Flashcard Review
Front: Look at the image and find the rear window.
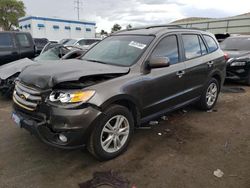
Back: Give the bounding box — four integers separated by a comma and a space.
182, 34, 202, 59
203, 35, 218, 52
0, 33, 13, 48
16, 33, 31, 47
220, 37, 250, 51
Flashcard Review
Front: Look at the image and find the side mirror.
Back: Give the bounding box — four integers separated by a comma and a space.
149, 56, 170, 69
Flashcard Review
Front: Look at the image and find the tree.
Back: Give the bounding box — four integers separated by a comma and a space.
0, 0, 25, 31
111, 24, 122, 33
100, 29, 108, 35
126, 24, 132, 29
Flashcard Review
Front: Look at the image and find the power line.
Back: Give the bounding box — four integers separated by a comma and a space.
74, 0, 83, 20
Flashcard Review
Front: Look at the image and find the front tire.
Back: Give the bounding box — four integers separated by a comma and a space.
197, 78, 219, 111
88, 105, 134, 161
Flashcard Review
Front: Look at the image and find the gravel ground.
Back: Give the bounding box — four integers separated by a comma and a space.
0, 85, 250, 188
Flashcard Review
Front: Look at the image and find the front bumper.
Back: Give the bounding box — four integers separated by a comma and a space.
226, 66, 249, 81
13, 104, 103, 149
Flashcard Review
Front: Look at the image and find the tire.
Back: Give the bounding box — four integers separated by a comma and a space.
88, 105, 134, 161
246, 70, 250, 86
197, 78, 219, 111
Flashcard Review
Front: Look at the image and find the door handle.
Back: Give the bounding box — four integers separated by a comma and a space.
207, 61, 214, 67
176, 70, 185, 78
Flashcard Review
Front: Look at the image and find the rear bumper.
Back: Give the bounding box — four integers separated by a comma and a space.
13, 104, 103, 149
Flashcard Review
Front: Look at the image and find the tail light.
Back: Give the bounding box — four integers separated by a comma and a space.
224, 53, 229, 61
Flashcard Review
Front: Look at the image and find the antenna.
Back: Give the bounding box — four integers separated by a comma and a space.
74, 0, 83, 20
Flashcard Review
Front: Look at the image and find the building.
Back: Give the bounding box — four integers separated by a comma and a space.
170, 12, 250, 34
18, 16, 96, 41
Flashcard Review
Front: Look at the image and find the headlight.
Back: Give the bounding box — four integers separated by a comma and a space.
230, 61, 246, 67
49, 90, 95, 103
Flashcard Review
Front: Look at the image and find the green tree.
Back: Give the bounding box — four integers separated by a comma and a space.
111, 24, 122, 33
0, 0, 25, 31
100, 29, 108, 35
126, 24, 132, 29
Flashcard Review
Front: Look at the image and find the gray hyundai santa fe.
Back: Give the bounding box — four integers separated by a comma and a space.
12, 26, 226, 160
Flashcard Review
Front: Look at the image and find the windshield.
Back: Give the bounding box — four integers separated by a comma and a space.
82, 35, 154, 67
64, 39, 77, 46
220, 37, 250, 51
34, 46, 70, 61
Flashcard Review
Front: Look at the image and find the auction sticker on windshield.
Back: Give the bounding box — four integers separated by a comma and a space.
129, 41, 147, 50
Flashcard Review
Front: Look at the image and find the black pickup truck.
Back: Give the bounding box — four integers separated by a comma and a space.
0, 31, 36, 66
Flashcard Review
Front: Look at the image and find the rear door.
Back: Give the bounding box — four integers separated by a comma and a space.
142, 34, 187, 117
15, 33, 35, 59
180, 33, 209, 100
0, 33, 19, 65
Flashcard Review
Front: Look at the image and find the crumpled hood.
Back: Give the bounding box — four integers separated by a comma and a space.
19, 59, 130, 89
0, 58, 35, 80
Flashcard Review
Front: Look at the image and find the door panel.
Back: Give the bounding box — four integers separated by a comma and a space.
141, 35, 187, 117
142, 62, 186, 117
15, 33, 34, 59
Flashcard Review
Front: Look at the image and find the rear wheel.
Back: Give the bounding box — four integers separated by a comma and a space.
88, 105, 134, 161
246, 70, 250, 86
197, 78, 219, 111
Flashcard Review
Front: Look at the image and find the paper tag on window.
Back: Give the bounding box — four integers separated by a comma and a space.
129, 41, 147, 50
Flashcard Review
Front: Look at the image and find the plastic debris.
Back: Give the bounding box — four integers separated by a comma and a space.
158, 133, 162, 136
207, 109, 218, 113
164, 128, 171, 133
149, 121, 159, 126
161, 116, 168, 121
213, 169, 224, 178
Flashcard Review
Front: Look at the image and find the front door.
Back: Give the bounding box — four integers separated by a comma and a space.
141, 35, 186, 118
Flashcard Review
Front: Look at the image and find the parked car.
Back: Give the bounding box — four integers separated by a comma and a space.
0, 31, 36, 66
0, 45, 86, 97
34, 38, 49, 55
12, 26, 226, 160
64, 38, 101, 49
220, 35, 250, 85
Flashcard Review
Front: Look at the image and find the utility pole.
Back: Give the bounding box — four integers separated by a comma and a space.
74, 0, 83, 20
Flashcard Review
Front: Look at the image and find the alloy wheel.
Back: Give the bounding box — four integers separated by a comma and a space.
206, 82, 218, 107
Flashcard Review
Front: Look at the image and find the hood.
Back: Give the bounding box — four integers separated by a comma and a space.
0, 58, 35, 80
224, 50, 250, 59
19, 59, 130, 89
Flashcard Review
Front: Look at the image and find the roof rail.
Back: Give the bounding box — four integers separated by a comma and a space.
145, 25, 183, 29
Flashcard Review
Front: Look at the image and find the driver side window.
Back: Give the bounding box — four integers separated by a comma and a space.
151, 35, 180, 65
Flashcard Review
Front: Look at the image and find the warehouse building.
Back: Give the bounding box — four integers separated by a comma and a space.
18, 16, 96, 41
171, 12, 250, 34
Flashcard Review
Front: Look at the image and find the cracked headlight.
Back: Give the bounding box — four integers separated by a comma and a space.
230, 61, 246, 67
49, 90, 95, 103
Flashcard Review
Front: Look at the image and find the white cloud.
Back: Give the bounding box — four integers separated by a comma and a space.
22, 0, 250, 32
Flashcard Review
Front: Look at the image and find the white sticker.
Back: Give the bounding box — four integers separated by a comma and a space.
129, 41, 147, 50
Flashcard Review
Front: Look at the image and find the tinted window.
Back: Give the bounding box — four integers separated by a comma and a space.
203, 35, 218, 52
82, 35, 154, 67
151, 35, 179, 64
16, 34, 31, 47
182, 35, 202, 59
0, 33, 13, 48
199, 36, 208, 55
78, 39, 100, 46
220, 37, 250, 51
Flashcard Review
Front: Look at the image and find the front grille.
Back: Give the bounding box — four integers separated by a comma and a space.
13, 82, 42, 111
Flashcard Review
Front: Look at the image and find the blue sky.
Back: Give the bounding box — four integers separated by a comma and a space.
21, 0, 250, 32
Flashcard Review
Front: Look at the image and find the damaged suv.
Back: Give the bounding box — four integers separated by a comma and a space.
12, 26, 226, 160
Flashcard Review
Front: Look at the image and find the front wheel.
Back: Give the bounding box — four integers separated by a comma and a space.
197, 78, 219, 111
88, 105, 134, 161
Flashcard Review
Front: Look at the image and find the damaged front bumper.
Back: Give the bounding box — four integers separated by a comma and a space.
12, 104, 103, 149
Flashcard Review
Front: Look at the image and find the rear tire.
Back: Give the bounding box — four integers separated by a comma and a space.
246, 70, 250, 86
197, 78, 219, 111
88, 105, 134, 161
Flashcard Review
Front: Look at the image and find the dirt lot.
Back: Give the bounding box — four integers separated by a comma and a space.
0, 85, 250, 188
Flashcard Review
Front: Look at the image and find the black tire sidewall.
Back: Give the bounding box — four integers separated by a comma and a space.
200, 78, 219, 110
90, 105, 134, 160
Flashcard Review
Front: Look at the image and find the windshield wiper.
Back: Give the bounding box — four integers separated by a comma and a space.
84, 59, 109, 65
